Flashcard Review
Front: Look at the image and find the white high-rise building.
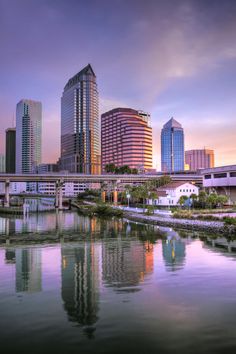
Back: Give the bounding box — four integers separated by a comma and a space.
16, 99, 42, 173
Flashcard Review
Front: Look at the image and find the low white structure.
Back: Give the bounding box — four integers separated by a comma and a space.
147, 181, 199, 206
38, 182, 87, 197
201, 164, 236, 203
0, 182, 27, 194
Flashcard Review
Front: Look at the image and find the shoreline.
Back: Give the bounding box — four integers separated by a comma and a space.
123, 211, 236, 236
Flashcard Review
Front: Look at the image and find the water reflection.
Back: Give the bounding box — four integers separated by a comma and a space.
15, 248, 42, 293
61, 243, 100, 337
102, 239, 153, 291
3, 247, 42, 292
5, 249, 15, 264
162, 229, 186, 272
1, 214, 236, 354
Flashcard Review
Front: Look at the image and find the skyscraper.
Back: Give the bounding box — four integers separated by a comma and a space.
16, 99, 42, 173
185, 149, 215, 171
0, 154, 5, 173
101, 108, 153, 171
5, 128, 16, 173
161, 117, 184, 173
60, 64, 100, 174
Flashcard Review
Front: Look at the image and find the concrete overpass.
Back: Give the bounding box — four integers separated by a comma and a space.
201, 165, 236, 203
0, 172, 202, 208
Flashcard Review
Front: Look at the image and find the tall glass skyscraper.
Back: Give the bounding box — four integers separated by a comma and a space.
60, 64, 100, 174
161, 118, 184, 172
16, 99, 42, 173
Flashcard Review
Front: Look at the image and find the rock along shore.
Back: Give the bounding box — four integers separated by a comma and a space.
124, 212, 236, 236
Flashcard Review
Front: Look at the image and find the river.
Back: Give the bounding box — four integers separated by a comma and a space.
0, 211, 236, 354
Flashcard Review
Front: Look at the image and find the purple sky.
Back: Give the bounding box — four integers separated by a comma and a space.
0, 0, 236, 169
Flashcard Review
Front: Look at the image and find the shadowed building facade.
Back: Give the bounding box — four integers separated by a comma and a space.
161, 117, 184, 173
60, 64, 100, 174
101, 108, 152, 172
5, 128, 16, 173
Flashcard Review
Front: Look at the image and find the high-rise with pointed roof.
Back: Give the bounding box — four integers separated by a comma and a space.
161, 117, 184, 172
16, 99, 42, 173
60, 64, 100, 174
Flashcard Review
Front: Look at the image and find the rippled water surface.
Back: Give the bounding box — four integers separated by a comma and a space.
0, 212, 236, 354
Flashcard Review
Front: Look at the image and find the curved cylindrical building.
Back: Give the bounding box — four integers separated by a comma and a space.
101, 108, 153, 172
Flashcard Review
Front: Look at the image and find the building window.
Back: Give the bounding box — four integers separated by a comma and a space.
214, 173, 227, 178
204, 175, 211, 179
230, 172, 236, 177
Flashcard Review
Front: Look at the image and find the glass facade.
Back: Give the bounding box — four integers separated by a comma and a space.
161, 118, 184, 172
60, 64, 100, 174
16, 99, 42, 173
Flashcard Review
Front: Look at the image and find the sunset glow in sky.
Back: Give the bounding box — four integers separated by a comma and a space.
0, 0, 235, 169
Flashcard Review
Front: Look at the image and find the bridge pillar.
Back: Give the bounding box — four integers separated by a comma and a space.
58, 185, 63, 210
4, 180, 10, 207
101, 190, 106, 203
113, 182, 118, 206
55, 180, 64, 210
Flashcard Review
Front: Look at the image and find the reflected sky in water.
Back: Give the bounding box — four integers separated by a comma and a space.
0, 213, 236, 353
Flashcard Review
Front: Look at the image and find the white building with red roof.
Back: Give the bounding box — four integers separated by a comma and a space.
147, 181, 199, 206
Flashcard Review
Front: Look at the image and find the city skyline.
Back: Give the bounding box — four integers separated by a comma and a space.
0, 0, 236, 169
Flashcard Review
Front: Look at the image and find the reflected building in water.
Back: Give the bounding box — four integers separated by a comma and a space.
162, 230, 186, 271
102, 239, 154, 290
5, 249, 16, 264
15, 248, 42, 292
61, 243, 100, 334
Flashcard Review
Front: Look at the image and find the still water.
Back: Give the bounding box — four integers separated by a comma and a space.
0, 212, 236, 354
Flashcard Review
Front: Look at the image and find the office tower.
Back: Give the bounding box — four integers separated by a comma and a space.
16, 99, 42, 173
5, 128, 16, 173
161, 117, 184, 173
101, 108, 153, 172
36, 163, 58, 174
185, 149, 215, 171
60, 64, 100, 174
0, 154, 5, 172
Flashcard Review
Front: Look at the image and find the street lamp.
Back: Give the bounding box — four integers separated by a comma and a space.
126, 193, 131, 208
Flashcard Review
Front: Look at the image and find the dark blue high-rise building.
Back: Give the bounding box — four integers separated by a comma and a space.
161, 118, 184, 172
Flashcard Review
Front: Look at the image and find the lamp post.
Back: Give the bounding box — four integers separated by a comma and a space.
126, 193, 131, 208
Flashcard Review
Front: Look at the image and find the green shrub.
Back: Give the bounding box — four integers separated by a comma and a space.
223, 217, 236, 225
172, 211, 193, 219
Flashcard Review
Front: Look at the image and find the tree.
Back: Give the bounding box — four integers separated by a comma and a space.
190, 193, 198, 208
158, 175, 172, 187
206, 193, 218, 209
148, 190, 158, 206
105, 163, 116, 173
217, 194, 228, 207
198, 191, 207, 208
178, 195, 188, 208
